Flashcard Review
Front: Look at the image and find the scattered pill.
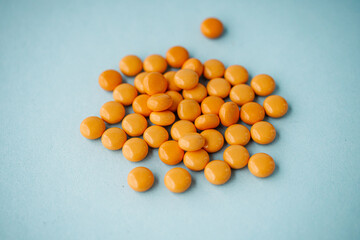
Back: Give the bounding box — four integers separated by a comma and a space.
204, 160, 231, 185
113, 83, 138, 106
177, 99, 201, 121
250, 121, 276, 145
132, 94, 152, 117
100, 101, 125, 124
122, 138, 148, 162
248, 153, 275, 178
183, 149, 210, 171
121, 113, 148, 137
182, 83, 207, 102
166, 90, 184, 112
200, 129, 224, 153
159, 140, 184, 165
143, 72, 168, 95
80, 116, 106, 140
240, 102, 265, 125
164, 167, 192, 193
127, 167, 154, 192
250, 74, 276, 96
149, 111, 176, 126
207, 78, 231, 98
263, 95, 288, 118
143, 54, 167, 73
178, 133, 205, 152
224, 65, 249, 85
203, 59, 225, 79
194, 114, 220, 130
224, 124, 250, 146
147, 93, 173, 112
143, 125, 169, 148
174, 69, 199, 90
219, 101, 240, 127
166, 46, 189, 68
223, 145, 249, 169
201, 96, 225, 115
170, 120, 197, 141
101, 127, 127, 150
119, 55, 142, 76
164, 71, 181, 92
229, 84, 255, 106
98, 70, 122, 91
134, 72, 148, 93
182, 58, 204, 77
201, 17, 224, 39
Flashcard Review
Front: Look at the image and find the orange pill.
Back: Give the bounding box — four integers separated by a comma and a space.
143, 125, 169, 148
207, 78, 231, 98
80, 116, 106, 140
147, 93, 173, 112
121, 113, 148, 137
143, 54, 167, 73
263, 95, 288, 118
182, 58, 204, 77
183, 149, 209, 171
224, 124, 250, 146
201, 96, 225, 115
182, 83, 207, 103
174, 69, 199, 90
100, 101, 125, 124
201, 17, 224, 39
149, 111, 175, 126
132, 94, 152, 117
229, 84, 255, 106
248, 153, 275, 178
119, 55, 142, 76
170, 120, 197, 141
113, 83, 138, 106
250, 121, 276, 145
240, 102, 265, 125
134, 72, 148, 93
159, 140, 184, 165
194, 114, 220, 130
178, 133, 205, 152
98, 70, 122, 91
204, 160, 231, 185
177, 99, 201, 121
224, 65, 249, 85
250, 74, 276, 96
101, 127, 127, 150
166, 46, 189, 68
166, 91, 183, 112
203, 59, 225, 79
164, 167, 192, 193
164, 71, 181, 92
127, 167, 154, 192
223, 145, 249, 169
219, 102, 239, 127
143, 72, 168, 95
200, 129, 224, 153
122, 138, 148, 162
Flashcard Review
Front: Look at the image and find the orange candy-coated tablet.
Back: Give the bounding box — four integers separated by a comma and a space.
119, 55, 142, 76
201, 17, 223, 39
132, 94, 152, 117
219, 102, 240, 127
101, 127, 127, 150
159, 140, 184, 165
100, 101, 125, 124
207, 78, 231, 98
229, 84, 255, 106
143, 54, 167, 73
166, 91, 183, 112
98, 70, 122, 91
177, 99, 201, 121
149, 111, 175, 126
147, 93, 173, 112
263, 95, 288, 118
127, 167, 154, 192
250, 121, 276, 145
204, 160, 231, 185
223, 145, 249, 169
224, 124, 250, 146
182, 58, 204, 77
143, 72, 168, 95
80, 116, 106, 140
134, 72, 148, 93
250, 74, 276, 96
203, 59, 225, 79
164, 167, 192, 193
143, 125, 169, 148
201, 96, 225, 115
170, 120, 197, 141
200, 129, 224, 153
224, 65, 249, 85
113, 83, 138, 106
121, 113, 148, 137
122, 138, 148, 162
194, 114, 220, 130
240, 102, 265, 125
178, 133, 205, 152
182, 83, 207, 103
166, 46, 189, 68
183, 149, 209, 171
164, 71, 181, 92
248, 153, 275, 178
174, 69, 199, 90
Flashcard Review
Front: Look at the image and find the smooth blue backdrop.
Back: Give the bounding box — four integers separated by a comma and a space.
1, 0, 359, 239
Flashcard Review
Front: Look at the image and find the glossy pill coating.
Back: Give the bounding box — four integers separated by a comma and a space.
98, 70, 122, 91
170, 120, 197, 141
147, 93, 173, 112
250, 74, 276, 96
223, 145, 249, 169
229, 84, 255, 106
182, 83, 207, 103
143, 125, 169, 148
177, 99, 201, 121
80, 116, 106, 139
224, 65, 249, 85
201, 96, 225, 115
143, 72, 168, 95
183, 149, 210, 171
164, 167, 192, 193
149, 111, 175, 126
166, 46, 189, 68
166, 91, 183, 112
201, 17, 224, 39
204, 160, 231, 185
100, 101, 125, 124
113, 83, 138, 106
132, 94, 152, 117
224, 124, 250, 146
101, 127, 127, 150
122, 138, 148, 162
121, 113, 148, 137
182, 58, 204, 77
194, 114, 220, 130
248, 153, 275, 178
174, 69, 199, 90
159, 140, 184, 165
143, 54, 167, 73
178, 133, 205, 152
219, 102, 240, 127
164, 71, 181, 92
250, 121, 276, 145
127, 167, 154, 192
263, 95, 288, 118
134, 72, 148, 93
240, 102, 265, 125
203, 59, 225, 79
200, 129, 224, 153
207, 78, 231, 98
119, 55, 142, 76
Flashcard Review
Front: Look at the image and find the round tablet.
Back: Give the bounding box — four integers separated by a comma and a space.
166, 46, 189, 68
223, 145, 249, 169
121, 113, 148, 137
201, 96, 224, 115
170, 120, 197, 141
203, 59, 225, 79
101, 127, 127, 150
127, 167, 154, 192
250, 121, 276, 145
122, 138, 148, 162
219, 102, 240, 127
183, 149, 209, 171
182, 83, 207, 102
182, 58, 203, 76
147, 93, 173, 112
166, 91, 183, 112
177, 99, 201, 121
113, 83, 138, 106
200, 129, 224, 153
207, 78, 231, 98
164, 71, 181, 92
143, 72, 168, 95
132, 94, 152, 117
178, 133, 205, 152
143, 125, 169, 148
250, 74, 276, 96
100, 101, 125, 124
98, 70, 122, 91
174, 69, 199, 90
201, 17, 223, 39
194, 114, 220, 130
248, 153, 275, 178
119, 55, 142, 76
80, 116, 106, 140
134, 72, 148, 93
240, 102, 265, 125
149, 111, 175, 126
143, 54, 167, 73
263, 95, 288, 118
224, 65, 249, 85
224, 124, 250, 146
159, 140, 184, 165
164, 168, 192, 193
229, 84, 255, 106
204, 160, 231, 185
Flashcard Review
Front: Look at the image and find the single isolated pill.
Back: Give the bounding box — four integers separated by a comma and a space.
113, 83, 138, 106
200, 129, 224, 153
250, 74, 276, 96
182, 83, 207, 103
203, 59, 225, 79
143, 125, 169, 148
119, 55, 143, 76
164, 167, 192, 193
224, 65, 249, 85
178, 133, 205, 152
240, 102, 265, 125
159, 140, 184, 165
204, 160, 231, 185
248, 153, 275, 178
132, 94, 152, 117
143, 54, 167, 73
263, 95, 288, 118
194, 114, 220, 130
100, 101, 125, 124
219, 101, 240, 127
98, 70, 122, 91
166, 91, 183, 112
101, 127, 127, 150
229, 84, 255, 106
182, 58, 204, 77
134, 72, 148, 93
143, 72, 168, 95
224, 124, 250, 146
174, 69, 199, 90
80, 116, 106, 140
201, 17, 224, 39
170, 120, 197, 141
147, 93, 173, 112
183, 149, 210, 171
122, 138, 148, 162
164, 71, 181, 92
207, 78, 231, 98
177, 99, 201, 121
149, 111, 176, 126
250, 121, 276, 145
122, 113, 148, 137
223, 145, 249, 169
166, 46, 189, 68
127, 167, 154, 192
201, 96, 225, 115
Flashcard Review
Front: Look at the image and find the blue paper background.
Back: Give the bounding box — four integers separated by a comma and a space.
1, 0, 360, 239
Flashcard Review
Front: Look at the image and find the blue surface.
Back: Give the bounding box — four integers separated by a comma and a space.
1, 0, 360, 239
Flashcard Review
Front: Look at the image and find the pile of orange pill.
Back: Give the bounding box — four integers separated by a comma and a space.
80, 18, 288, 193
